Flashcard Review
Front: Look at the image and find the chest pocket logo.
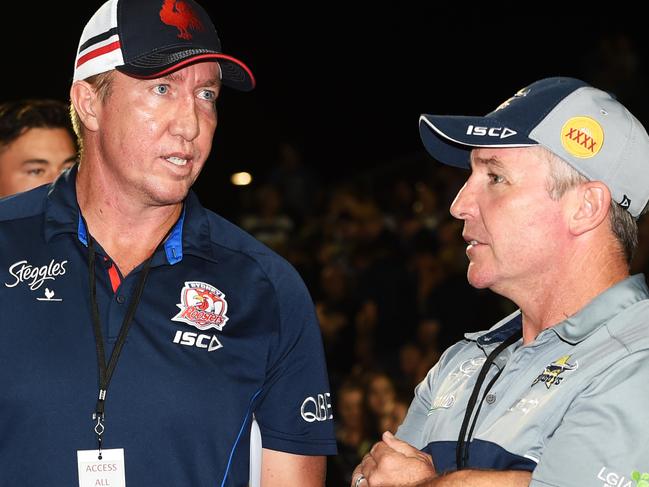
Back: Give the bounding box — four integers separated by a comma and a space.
428, 357, 486, 414
172, 281, 229, 331
531, 355, 578, 389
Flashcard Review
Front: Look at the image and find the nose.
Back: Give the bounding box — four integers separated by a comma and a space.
169, 94, 200, 141
449, 181, 476, 220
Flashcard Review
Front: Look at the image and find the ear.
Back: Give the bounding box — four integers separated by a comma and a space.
568, 181, 611, 236
70, 81, 100, 132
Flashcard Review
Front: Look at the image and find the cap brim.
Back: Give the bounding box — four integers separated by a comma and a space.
117, 51, 256, 92
419, 114, 536, 168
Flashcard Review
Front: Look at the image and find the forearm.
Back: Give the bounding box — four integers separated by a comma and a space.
417, 469, 532, 487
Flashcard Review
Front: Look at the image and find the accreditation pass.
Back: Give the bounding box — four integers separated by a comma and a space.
77, 449, 126, 487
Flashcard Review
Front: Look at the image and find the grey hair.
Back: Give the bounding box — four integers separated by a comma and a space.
537, 145, 647, 264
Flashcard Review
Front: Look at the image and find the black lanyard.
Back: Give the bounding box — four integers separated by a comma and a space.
456, 328, 522, 469
87, 232, 154, 458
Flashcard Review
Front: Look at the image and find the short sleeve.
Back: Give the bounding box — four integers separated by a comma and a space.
396, 349, 450, 449
530, 351, 649, 487
254, 259, 336, 456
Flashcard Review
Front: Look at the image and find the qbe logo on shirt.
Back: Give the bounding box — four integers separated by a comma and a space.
301, 393, 333, 423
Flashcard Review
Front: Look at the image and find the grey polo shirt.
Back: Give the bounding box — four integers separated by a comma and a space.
397, 274, 649, 487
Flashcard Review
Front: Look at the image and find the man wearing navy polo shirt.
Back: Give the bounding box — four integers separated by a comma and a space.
0, 0, 335, 486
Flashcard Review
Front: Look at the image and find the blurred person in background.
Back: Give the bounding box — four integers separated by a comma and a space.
0, 99, 77, 197
240, 183, 294, 253
328, 381, 374, 487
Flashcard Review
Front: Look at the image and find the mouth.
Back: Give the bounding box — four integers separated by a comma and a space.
463, 236, 486, 250
164, 156, 190, 167
464, 236, 483, 246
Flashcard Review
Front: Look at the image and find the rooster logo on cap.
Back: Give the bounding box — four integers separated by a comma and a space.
160, 0, 204, 40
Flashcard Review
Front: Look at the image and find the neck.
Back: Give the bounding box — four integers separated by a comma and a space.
507, 242, 629, 345
76, 161, 182, 276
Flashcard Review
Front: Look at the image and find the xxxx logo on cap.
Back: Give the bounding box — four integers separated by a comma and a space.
561, 116, 604, 158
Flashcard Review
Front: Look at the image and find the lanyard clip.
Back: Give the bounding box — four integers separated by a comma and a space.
92, 411, 105, 460
94, 388, 107, 436
92, 412, 105, 437
93, 389, 107, 459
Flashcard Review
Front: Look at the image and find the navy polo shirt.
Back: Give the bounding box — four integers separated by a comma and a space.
0, 167, 335, 486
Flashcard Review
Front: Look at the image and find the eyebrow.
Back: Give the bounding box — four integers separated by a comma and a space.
161, 73, 221, 87
21, 159, 49, 166
470, 154, 506, 170
21, 155, 78, 166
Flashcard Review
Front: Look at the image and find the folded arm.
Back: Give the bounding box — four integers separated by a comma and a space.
352, 432, 531, 487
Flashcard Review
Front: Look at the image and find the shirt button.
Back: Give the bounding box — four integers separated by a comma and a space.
486, 394, 496, 405
116, 295, 125, 304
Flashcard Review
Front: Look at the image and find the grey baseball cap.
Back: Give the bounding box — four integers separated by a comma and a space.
419, 77, 649, 217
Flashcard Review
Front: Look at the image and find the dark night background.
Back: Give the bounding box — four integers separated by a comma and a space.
6, 6, 647, 218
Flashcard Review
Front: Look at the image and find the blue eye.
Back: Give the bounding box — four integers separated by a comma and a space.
153, 84, 169, 95
198, 89, 217, 102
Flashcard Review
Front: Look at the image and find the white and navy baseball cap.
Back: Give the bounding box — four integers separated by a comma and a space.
73, 0, 255, 91
420, 77, 649, 217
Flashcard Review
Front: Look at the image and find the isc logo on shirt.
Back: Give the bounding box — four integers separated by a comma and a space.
172, 330, 222, 352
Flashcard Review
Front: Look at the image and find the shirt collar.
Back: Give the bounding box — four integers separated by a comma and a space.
551, 274, 649, 344
44, 164, 217, 265
464, 275, 648, 347
465, 310, 522, 348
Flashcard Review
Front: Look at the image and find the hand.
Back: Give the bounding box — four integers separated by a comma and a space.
351, 431, 436, 487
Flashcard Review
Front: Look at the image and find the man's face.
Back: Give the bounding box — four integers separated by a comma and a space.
450, 147, 571, 297
0, 128, 77, 198
92, 62, 220, 206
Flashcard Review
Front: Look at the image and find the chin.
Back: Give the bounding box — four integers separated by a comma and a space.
146, 185, 191, 206
466, 266, 495, 290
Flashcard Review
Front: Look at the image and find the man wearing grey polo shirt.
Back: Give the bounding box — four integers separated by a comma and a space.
352, 77, 649, 487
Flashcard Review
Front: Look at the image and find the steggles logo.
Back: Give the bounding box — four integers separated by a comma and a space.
5, 259, 68, 291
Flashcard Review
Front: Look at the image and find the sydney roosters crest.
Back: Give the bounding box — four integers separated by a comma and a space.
172, 281, 229, 331
159, 0, 204, 40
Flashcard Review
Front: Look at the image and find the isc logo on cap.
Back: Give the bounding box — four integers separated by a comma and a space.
466, 125, 517, 139
561, 116, 604, 158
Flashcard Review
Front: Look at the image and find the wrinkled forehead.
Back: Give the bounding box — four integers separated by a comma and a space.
469, 146, 544, 170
